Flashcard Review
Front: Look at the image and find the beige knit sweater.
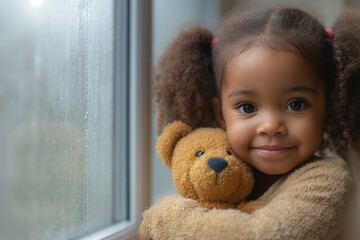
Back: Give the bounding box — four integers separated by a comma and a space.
141, 157, 352, 240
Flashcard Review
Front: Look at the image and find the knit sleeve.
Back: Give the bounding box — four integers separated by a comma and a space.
141, 158, 352, 240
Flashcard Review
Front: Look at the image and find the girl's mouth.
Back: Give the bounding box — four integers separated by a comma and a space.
252, 146, 295, 157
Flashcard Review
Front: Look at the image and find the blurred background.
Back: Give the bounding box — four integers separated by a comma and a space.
1, 0, 359, 239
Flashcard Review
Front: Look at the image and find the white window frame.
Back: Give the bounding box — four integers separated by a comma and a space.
82, 0, 152, 239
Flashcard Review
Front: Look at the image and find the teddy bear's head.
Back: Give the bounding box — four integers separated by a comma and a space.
156, 121, 254, 209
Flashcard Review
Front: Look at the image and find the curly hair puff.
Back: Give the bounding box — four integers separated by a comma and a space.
154, 27, 217, 130
327, 9, 360, 156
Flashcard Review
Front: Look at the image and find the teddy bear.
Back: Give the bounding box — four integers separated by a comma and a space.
156, 120, 265, 212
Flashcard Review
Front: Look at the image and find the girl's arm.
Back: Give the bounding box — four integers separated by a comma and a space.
141, 158, 352, 240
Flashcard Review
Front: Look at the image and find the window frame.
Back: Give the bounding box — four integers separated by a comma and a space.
82, 0, 152, 239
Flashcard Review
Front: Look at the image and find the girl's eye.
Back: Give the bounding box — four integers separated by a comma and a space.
286, 99, 308, 111
237, 103, 257, 114
196, 151, 204, 157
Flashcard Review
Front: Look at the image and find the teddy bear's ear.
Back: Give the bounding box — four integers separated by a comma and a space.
156, 121, 192, 167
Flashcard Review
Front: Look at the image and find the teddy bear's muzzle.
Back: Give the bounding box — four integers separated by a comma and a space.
207, 157, 228, 173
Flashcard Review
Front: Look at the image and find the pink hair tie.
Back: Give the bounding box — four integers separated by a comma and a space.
325, 28, 334, 39
211, 38, 218, 47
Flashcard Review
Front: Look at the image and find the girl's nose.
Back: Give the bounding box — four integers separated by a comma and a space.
256, 114, 287, 136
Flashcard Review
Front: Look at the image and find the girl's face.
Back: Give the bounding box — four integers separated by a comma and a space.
215, 47, 326, 175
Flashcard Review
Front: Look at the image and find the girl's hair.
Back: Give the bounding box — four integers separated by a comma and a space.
154, 7, 360, 156
329, 9, 360, 155
213, 8, 335, 101
154, 27, 217, 130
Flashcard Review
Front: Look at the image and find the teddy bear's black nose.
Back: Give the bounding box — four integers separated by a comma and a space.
207, 157, 228, 173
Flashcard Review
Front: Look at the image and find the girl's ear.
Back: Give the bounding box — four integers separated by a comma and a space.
212, 97, 226, 130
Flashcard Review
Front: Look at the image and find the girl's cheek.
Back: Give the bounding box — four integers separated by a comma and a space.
226, 121, 253, 152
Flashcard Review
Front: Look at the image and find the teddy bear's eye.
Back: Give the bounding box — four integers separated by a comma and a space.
226, 150, 232, 156
196, 151, 204, 157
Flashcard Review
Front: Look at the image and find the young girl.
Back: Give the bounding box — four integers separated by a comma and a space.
141, 7, 360, 239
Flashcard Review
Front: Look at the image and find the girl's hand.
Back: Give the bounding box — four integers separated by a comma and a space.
138, 226, 149, 240
236, 200, 266, 213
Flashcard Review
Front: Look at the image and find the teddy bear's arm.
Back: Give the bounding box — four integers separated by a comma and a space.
141, 158, 352, 240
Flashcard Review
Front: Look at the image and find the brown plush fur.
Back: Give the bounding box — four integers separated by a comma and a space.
153, 7, 360, 157
156, 121, 263, 211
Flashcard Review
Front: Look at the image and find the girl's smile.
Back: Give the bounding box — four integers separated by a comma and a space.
251, 145, 296, 159
214, 46, 327, 175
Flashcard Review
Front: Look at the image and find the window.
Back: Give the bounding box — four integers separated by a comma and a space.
0, 0, 151, 239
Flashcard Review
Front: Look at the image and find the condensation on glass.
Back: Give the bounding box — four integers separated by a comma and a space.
0, 0, 115, 239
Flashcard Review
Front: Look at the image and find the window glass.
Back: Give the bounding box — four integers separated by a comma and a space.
0, 0, 119, 239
